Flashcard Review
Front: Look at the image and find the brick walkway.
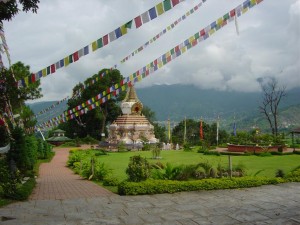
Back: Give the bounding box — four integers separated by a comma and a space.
30, 146, 114, 200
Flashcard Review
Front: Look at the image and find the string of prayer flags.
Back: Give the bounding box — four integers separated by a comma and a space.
120, 0, 205, 64
34, 0, 264, 130
17, 0, 185, 88
33, 96, 69, 118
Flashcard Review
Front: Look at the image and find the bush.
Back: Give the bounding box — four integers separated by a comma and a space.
275, 169, 285, 178
126, 155, 151, 182
118, 177, 285, 195
203, 150, 221, 156
257, 152, 272, 157
103, 176, 120, 186
93, 159, 111, 181
151, 148, 161, 159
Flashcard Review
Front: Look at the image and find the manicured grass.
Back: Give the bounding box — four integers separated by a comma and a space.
93, 150, 300, 181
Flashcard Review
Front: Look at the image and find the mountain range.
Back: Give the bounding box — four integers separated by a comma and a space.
28, 84, 300, 131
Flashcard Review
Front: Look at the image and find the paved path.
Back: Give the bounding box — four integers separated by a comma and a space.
1, 147, 300, 224
1, 183, 300, 224
30, 146, 113, 200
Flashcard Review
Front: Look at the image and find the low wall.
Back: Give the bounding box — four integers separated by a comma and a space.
227, 144, 284, 153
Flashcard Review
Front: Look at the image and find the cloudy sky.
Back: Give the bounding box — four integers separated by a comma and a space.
2, 0, 300, 102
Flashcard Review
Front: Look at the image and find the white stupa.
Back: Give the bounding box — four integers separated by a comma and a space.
107, 86, 158, 145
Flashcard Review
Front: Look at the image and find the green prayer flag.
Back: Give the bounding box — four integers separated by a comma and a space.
125, 20, 133, 28
97, 38, 103, 48
194, 33, 200, 39
170, 48, 175, 55
163, 0, 172, 11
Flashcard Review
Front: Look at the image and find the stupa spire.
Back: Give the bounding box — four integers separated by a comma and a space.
123, 86, 140, 103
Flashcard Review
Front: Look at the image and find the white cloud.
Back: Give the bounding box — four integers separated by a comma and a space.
1, 0, 299, 102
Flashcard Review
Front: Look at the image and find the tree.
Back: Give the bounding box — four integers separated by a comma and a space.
0, 0, 39, 25
258, 78, 286, 136
63, 69, 125, 139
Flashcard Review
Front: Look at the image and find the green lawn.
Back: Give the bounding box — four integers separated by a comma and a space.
95, 150, 300, 181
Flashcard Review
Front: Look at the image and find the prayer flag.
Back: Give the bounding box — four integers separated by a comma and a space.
47, 66, 51, 75
156, 3, 164, 15
83, 46, 89, 55
164, 0, 172, 11
141, 11, 150, 24
171, 0, 179, 7
120, 25, 127, 35
97, 38, 103, 48
51, 64, 56, 73
134, 15, 142, 28
92, 41, 97, 51
200, 120, 204, 140
149, 7, 157, 19
109, 31, 117, 42
103, 34, 109, 46
60, 59, 64, 67
73, 51, 79, 62
115, 27, 122, 38
125, 20, 133, 28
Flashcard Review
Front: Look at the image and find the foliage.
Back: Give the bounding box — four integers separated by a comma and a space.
117, 142, 128, 152
153, 123, 167, 143
0, 0, 39, 23
126, 155, 151, 182
151, 147, 161, 159
60, 68, 125, 140
275, 169, 285, 178
118, 177, 285, 195
8, 127, 38, 172
102, 176, 120, 186
0, 158, 19, 199
172, 119, 228, 146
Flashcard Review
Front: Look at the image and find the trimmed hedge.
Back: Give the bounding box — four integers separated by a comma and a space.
118, 176, 285, 195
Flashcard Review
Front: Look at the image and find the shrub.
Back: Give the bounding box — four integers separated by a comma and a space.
275, 169, 285, 178
151, 147, 161, 159
103, 176, 120, 186
118, 177, 285, 195
257, 152, 272, 157
126, 155, 151, 182
203, 150, 221, 156
117, 142, 128, 152
93, 159, 111, 181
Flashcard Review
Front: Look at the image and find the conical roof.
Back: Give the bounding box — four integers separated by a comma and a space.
123, 86, 140, 103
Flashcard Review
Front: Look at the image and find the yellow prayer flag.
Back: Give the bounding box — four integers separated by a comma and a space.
129, 74, 134, 81
107, 94, 111, 100
156, 3, 164, 15
146, 64, 150, 69
181, 46, 187, 53
167, 26, 171, 31
24, 77, 29, 86
75, 112, 78, 117
166, 51, 171, 58
115, 84, 119, 89
42, 68, 47, 77
138, 76, 142, 81
242, 7, 248, 14
217, 18, 223, 26
121, 85, 126, 91
92, 41, 98, 51
92, 98, 95, 102
96, 102, 99, 107
64, 57, 69, 67
209, 29, 215, 35
158, 62, 163, 68
120, 25, 127, 35
189, 36, 195, 43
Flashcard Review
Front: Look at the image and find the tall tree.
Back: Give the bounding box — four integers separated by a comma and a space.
64, 69, 125, 139
0, 0, 39, 25
258, 78, 286, 136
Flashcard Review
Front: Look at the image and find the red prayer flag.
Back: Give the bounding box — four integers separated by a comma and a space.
134, 16, 142, 28
200, 29, 205, 36
200, 120, 204, 140
31, 73, 35, 83
230, 9, 236, 17
175, 45, 180, 52
51, 64, 56, 73
171, 0, 179, 7
103, 34, 109, 46
73, 51, 79, 62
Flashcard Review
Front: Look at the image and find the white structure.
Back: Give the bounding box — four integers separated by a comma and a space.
108, 86, 158, 145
